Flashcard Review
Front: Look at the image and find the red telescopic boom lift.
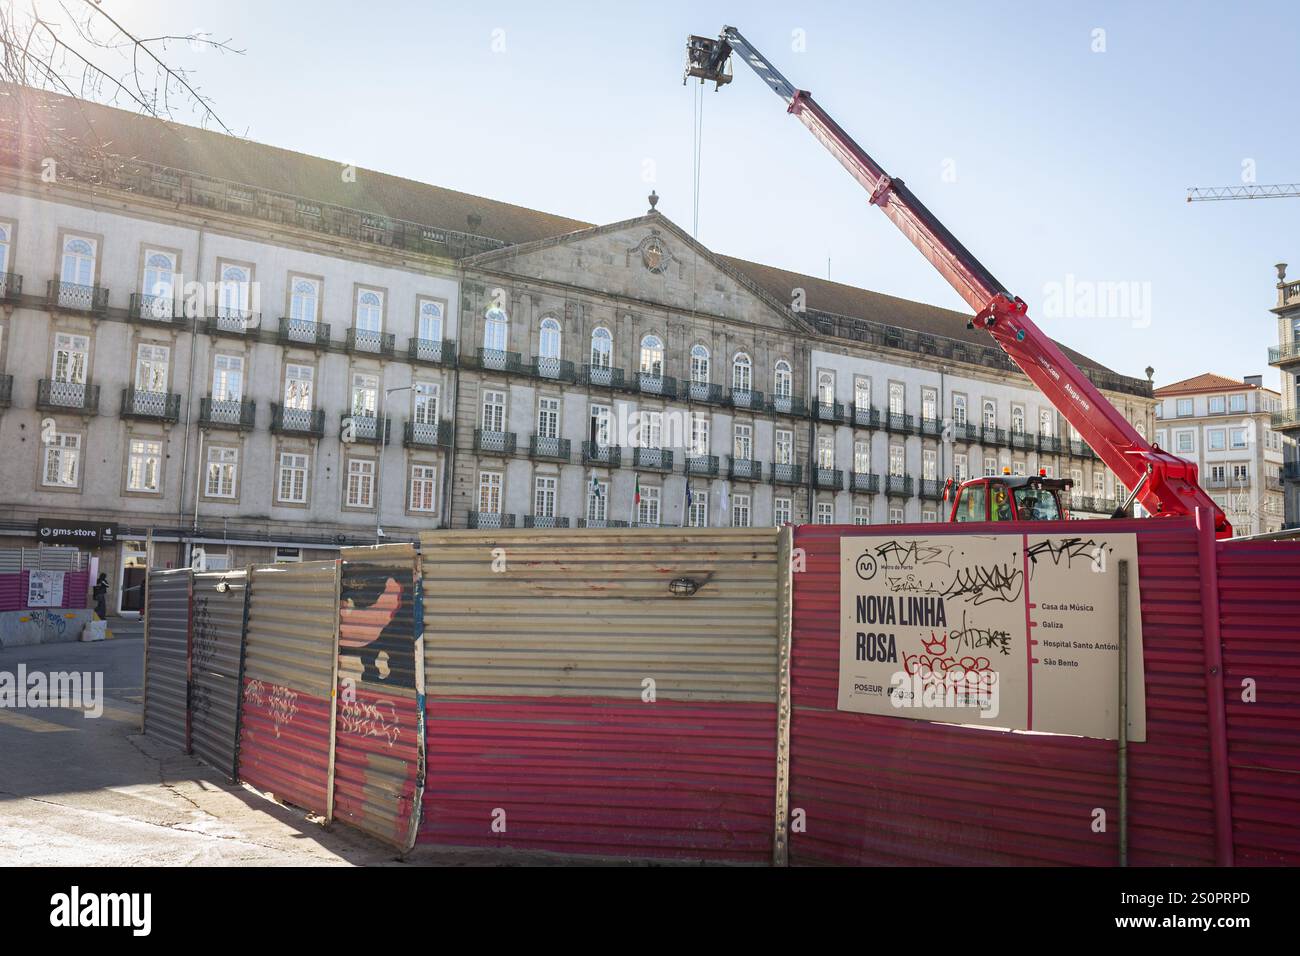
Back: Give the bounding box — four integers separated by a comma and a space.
685, 27, 1231, 537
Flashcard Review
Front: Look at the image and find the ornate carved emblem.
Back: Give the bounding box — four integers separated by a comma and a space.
630, 231, 675, 275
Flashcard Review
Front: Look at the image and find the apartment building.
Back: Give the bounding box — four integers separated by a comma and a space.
1267, 262, 1300, 527
0, 89, 1155, 613
1153, 373, 1287, 536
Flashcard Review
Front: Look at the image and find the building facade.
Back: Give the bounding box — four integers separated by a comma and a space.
1267, 263, 1300, 527
0, 90, 1155, 614
1153, 373, 1287, 536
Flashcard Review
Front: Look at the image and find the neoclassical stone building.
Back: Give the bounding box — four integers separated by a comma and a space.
0, 88, 1154, 613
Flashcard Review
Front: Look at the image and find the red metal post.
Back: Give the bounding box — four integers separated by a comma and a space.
1196, 507, 1234, 865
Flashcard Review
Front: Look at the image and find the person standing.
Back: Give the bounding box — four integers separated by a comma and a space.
92, 573, 109, 620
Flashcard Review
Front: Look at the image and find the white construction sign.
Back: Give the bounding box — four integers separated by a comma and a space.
838, 532, 1146, 741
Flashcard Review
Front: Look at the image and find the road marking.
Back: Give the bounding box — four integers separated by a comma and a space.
0, 709, 74, 733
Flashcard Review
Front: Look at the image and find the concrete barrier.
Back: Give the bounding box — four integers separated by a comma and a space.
0, 608, 95, 647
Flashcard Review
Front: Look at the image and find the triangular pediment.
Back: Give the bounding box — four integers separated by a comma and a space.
463, 214, 810, 333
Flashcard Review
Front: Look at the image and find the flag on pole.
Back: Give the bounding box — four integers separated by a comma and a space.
631, 473, 641, 525
683, 483, 693, 528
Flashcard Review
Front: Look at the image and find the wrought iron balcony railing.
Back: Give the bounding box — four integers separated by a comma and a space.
1268, 342, 1300, 366
37, 379, 100, 414
1009, 429, 1033, 451
524, 515, 570, 528
533, 356, 576, 382
201, 397, 256, 430
768, 394, 806, 417
686, 381, 723, 404
886, 412, 915, 434
339, 411, 390, 444
582, 442, 622, 467
685, 454, 719, 477
919, 416, 943, 437
850, 404, 879, 428
850, 471, 879, 493
205, 306, 260, 336
279, 316, 332, 349
579, 364, 625, 389
633, 447, 674, 472
0, 272, 21, 301
0, 373, 11, 407
403, 419, 452, 448
529, 435, 571, 462
477, 348, 524, 374
129, 292, 184, 325
474, 428, 517, 455
1038, 434, 1063, 454
636, 372, 676, 398
346, 327, 396, 357
919, 478, 945, 500
771, 462, 803, 486
729, 457, 763, 482
886, 475, 914, 497
271, 404, 326, 437
47, 279, 109, 315
952, 421, 980, 442
981, 426, 1007, 446
408, 337, 458, 367
815, 467, 843, 491
1271, 409, 1300, 431
729, 388, 763, 410
577, 518, 630, 528
816, 400, 846, 423
468, 512, 516, 529
120, 388, 180, 422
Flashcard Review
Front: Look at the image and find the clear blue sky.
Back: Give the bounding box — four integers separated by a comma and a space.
120, 0, 1297, 387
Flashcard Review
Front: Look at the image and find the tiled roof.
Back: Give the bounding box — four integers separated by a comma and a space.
1154, 373, 1272, 396
3, 85, 1131, 381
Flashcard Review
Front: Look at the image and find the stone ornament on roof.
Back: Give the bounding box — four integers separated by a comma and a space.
629, 230, 676, 276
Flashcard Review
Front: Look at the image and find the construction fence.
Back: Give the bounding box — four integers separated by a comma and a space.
140, 518, 1299, 864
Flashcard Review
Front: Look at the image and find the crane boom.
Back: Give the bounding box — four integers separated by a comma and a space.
687, 26, 1231, 536
1188, 184, 1300, 201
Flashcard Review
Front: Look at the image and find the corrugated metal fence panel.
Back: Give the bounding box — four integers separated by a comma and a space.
190, 570, 248, 780
0, 574, 21, 611
143, 569, 192, 752
418, 528, 782, 862
334, 544, 424, 849
237, 560, 339, 816
788, 518, 1216, 866
1216, 538, 1300, 865
0, 570, 90, 610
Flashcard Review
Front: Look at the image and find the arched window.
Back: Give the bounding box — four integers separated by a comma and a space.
774, 360, 792, 398
61, 237, 96, 286
732, 352, 752, 391
590, 327, 612, 367
539, 317, 562, 359
640, 334, 664, 376
982, 400, 996, 428
690, 344, 710, 384
418, 300, 444, 341
484, 306, 509, 351
356, 290, 383, 331
818, 371, 835, 405
219, 265, 250, 314
1011, 406, 1025, 434
290, 279, 319, 323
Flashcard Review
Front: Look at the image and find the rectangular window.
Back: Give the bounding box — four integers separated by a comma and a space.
127, 439, 162, 493
1208, 395, 1226, 414
922, 510, 937, 523
889, 507, 904, 525
590, 404, 612, 446
889, 444, 904, 477
587, 480, 609, 522
690, 413, 711, 456
285, 363, 314, 410
1232, 464, 1249, 482
213, 354, 245, 401
53, 333, 90, 384
922, 449, 937, 480
1207, 429, 1225, 451
413, 382, 439, 424
953, 453, 968, 481
1176, 431, 1193, 453
688, 485, 709, 527
1229, 393, 1246, 413
775, 429, 793, 465
134, 343, 170, 392
42, 432, 81, 488
482, 390, 505, 431
277, 452, 309, 503
774, 497, 792, 526
537, 397, 560, 439
1094, 472, 1106, 498
0, 220, 11, 275
983, 456, 997, 477
638, 486, 661, 525
478, 472, 502, 513
1229, 427, 1248, 449
1176, 398, 1193, 417
816, 502, 834, 525
733, 423, 752, 460
818, 435, 835, 469
731, 494, 751, 527
1013, 460, 1026, 476
853, 504, 870, 526
346, 458, 375, 508
854, 440, 871, 474
205, 447, 238, 498
641, 411, 663, 449
534, 476, 557, 518
1039, 409, 1053, 437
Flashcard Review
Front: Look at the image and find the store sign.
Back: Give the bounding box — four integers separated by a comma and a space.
28, 570, 66, 608
838, 532, 1146, 741
37, 519, 118, 548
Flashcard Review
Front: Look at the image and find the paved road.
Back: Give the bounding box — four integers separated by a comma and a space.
0, 636, 401, 866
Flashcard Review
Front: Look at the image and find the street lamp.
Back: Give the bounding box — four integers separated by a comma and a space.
373, 384, 413, 542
